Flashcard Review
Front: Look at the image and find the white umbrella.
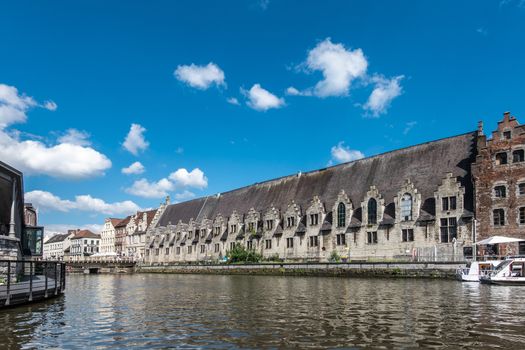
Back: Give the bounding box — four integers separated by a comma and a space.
476, 236, 525, 245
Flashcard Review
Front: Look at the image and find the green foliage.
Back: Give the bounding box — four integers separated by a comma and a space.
226, 243, 262, 263
0, 277, 5, 285
329, 250, 341, 262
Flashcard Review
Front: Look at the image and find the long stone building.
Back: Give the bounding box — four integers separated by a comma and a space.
145, 113, 525, 264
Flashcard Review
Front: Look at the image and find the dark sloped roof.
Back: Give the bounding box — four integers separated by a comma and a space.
273, 222, 284, 237
157, 132, 476, 227
45, 233, 67, 244
71, 230, 100, 240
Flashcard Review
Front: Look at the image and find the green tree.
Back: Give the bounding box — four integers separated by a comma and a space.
226, 243, 262, 263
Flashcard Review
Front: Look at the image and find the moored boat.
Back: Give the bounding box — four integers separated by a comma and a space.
479, 257, 525, 285
456, 260, 502, 282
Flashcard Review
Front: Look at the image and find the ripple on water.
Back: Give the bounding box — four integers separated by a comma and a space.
2, 275, 525, 349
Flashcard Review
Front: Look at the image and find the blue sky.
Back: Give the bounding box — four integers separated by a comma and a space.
1, 0, 524, 235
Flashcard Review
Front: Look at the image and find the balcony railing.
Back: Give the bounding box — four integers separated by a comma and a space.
0, 260, 66, 307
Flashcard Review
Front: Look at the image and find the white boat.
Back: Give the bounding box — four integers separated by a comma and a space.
456, 261, 502, 282
480, 257, 525, 285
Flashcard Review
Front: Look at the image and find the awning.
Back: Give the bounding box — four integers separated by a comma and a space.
476, 236, 525, 245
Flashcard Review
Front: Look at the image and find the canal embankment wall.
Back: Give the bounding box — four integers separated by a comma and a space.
136, 261, 466, 279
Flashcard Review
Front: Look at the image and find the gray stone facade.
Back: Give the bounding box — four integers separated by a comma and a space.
145, 127, 484, 264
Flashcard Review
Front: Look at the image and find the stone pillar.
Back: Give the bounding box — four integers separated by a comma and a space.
9, 178, 16, 238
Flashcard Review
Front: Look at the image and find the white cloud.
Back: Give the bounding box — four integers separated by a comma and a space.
0, 83, 110, 179
403, 121, 417, 135
227, 97, 240, 105
242, 84, 285, 111
43, 100, 58, 111
174, 190, 196, 200
123, 123, 149, 155
57, 128, 91, 146
303, 38, 368, 97
122, 161, 145, 175
329, 142, 364, 165
168, 168, 208, 188
125, 168, 208, 199
0, 83, 37, 128
125, 178, 174, 198
25, 190, 140, 215
363, 75, 404, 117
174, 62, 225, 90
0, 131, 111, 178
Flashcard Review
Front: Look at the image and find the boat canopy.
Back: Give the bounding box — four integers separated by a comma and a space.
476, 236, 525, 245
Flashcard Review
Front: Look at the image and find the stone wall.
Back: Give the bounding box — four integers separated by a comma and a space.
0, 236, 21, 284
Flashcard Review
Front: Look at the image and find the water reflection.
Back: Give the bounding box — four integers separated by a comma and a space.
1, 274, 525, 349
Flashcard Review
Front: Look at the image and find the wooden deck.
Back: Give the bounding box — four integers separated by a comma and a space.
0, 275, 64, 307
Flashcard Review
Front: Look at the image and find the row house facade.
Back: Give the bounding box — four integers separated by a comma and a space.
100, 218, 122, 255
43, 231, 75, 260
143, 114, 525, 264
66, 230, 101, 261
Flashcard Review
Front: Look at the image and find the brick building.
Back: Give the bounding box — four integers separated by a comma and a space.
472, 112, 525, 256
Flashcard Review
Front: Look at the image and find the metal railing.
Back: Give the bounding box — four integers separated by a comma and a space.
0, 259, 66, 307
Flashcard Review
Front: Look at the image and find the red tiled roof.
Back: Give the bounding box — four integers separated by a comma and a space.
71, 230, 101, 240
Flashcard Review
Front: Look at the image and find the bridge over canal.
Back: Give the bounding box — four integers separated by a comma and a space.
66, 259, 137, 274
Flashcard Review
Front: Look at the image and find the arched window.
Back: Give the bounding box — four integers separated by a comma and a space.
400, 193, 412, 221
337, 202, 346, 227
368, 198, 377, 225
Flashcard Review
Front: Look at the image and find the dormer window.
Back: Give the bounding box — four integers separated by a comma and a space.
494, 185, 506, 198
367, 198, 377, 225
214, 227, 220, 235
337, 203, 346, 227
442, 196, 456, 211
496, 152, 508, 165
503, 131, 511, 140
310, 213, 319, 226
266, 220, 273, 230
287, 217, 295, 227
513, 150, 524, 163
400, 193, 412, 221
230, 224, 237, 233
248, 222, 255, 232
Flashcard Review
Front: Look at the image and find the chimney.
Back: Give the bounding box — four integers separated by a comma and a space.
477, 120, 483, 135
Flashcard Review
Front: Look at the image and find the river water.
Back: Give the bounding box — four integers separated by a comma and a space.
1, 274, 525, 349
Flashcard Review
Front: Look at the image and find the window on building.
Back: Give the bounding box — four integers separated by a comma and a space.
496, 152, 508, 165
402, 229, 414, 242
230, 242, 235, 250
286, 237, 294, 248
309, 236, 319, 247
200, 230, 205, 238
337, 202, 346, 227
519, 207, 525, 225
442, 196, 457, 211
519, 183, 525, 196
503, 130, 512, 140
493, 208, 505, 226
187, 246, 192, 254
310, 214, 319, 226
248, 222, 255, 232
400, 193, 412, 221
176, 247, 180, 255
165, 248, 169, 255
214, 243, 220, 253
440, 218, 457, 243
266, 220, 273, 230
84, 240, 87, 244
287, 217, 295, 227
200, 245, 205, 253
146, 250, 150, 256
265, 239, 272, 249
214, 227, 221, 235
367, 231, 378, 244
494, 185, 507, 198
336, 233, 346, 246
513, 149, 525, 163
155, 248, 159, 256
368, 199, 377, 225
247, 241, 253, 250
188, 231, 193, 239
